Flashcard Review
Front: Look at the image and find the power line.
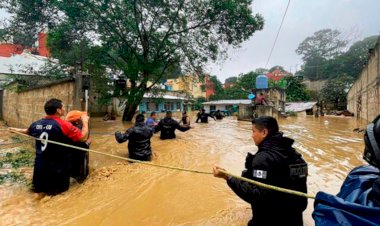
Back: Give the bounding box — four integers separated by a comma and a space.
265, 0, 291, 68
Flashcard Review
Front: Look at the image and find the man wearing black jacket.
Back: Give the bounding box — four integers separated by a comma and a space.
213, 116, 308, 226
115, 114, 154, 161
154, 111, 190, 140
196, 109, 216, 123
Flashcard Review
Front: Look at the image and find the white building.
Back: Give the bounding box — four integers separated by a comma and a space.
202, 99, 252, 113
0, 52, 51, 86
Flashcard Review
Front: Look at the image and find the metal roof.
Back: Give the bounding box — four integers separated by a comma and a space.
285, 102, 317, 112
143, 93, 187, 100
0, 52, 50, 75
202, 99, 252, 105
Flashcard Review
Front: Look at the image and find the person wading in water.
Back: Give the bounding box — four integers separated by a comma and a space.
195, 109, 216, 123
8, 98, 89, 195
213, 116, 308, 226
179, 111, 190, 127
115, 114, 154, 161
154, 111, 190, 140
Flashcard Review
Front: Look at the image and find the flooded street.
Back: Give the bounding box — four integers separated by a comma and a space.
0, 115, 367, 226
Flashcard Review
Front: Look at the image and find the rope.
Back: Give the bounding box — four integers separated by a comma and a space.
6, 130, 316, 199
8, 130, 212, 175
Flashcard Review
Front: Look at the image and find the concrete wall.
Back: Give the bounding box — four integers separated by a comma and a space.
253, 105, 274, 119
2, 79, 78, 128
347, 37, 380, 122
238, 105, 254, 120
255, 88, 286, 112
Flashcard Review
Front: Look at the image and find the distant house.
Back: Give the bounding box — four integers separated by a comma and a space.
138, 93, 187, 113
0, 32, 50, 57
0, 52, 51, 86
285, 102, 318, 115
202, 99, 251, 112
266, 69, 289, 82
0, 32, 51, 87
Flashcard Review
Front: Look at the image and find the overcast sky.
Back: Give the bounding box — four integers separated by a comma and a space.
207, 0, 380, 82
1, 1, 380, 82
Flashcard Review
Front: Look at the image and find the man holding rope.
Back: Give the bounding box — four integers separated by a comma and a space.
8, 98, 89, 195
213, 116, 308, 226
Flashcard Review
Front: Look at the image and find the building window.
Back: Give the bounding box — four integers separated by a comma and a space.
210, 105, 216, 110
164, 102, 174, 110
147, 102, 158, 111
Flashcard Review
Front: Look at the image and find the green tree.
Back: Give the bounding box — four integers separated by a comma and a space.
283, 76, 310, 102
208, 75, 225, 100
0, 0, 54, 46
296, 29, 347, 61
2, 0, 264, 121
341, 35, 378, 78
225, 76, 238, 84
315, 36, 378, 80
224, 71, 258, 99
320, 76, 353, 110
193, 97, 206, 110
296, 29, 348, 80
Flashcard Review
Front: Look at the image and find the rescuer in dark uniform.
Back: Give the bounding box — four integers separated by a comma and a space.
213, 116, 308, 226
115, 114, 154, 161
215, 110, 224, 120
196, 109, 216, 123
180, 111, 190, 127
9, 98, 89, 195
361, 114, 380, 206
154, 111, 190, 140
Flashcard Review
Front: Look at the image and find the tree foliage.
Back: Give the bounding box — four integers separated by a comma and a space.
225, 76, 237, 84
1, 0, 264, 121
223, 71, 258, 99
320, 76, 353, 110
296, 29, 347, 61
283, 76, 310, 102
208, 75, 224, 100
340, 35, 378, 78
193, 96, 207, 110
296, 29, 348, 80
296, 29, 378, 82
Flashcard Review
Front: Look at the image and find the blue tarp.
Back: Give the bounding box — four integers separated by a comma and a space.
313, 165, 380, 226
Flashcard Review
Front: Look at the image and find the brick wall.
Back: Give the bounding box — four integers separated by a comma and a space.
347, 37, 380, 122
3, 80, 77, 128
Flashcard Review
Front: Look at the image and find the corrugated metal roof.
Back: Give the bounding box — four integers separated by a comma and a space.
285, 102, 317, 112
202, 99, 252, 105
0, 52, 50, 75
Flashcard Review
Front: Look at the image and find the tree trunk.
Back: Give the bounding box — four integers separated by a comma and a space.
122, 87, 145, 121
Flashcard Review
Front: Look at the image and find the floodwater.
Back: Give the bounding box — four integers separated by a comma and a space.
0, 115, 367, 226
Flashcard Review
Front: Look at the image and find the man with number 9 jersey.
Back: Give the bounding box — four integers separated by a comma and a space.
26, 98, 89, 195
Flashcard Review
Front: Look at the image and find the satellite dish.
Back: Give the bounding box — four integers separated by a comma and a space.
248, 93, 255, 100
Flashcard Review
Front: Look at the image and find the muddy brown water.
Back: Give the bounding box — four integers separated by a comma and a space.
0, 115, 367, 225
